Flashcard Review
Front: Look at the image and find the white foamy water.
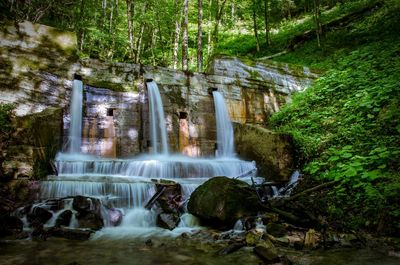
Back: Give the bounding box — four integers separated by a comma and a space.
213, 91, 235, 157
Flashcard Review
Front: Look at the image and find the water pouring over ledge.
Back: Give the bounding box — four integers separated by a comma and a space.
68, 79, 83, 153
213, 90, 235, 157
148, 81, 169, 155
40, 79, 257, 237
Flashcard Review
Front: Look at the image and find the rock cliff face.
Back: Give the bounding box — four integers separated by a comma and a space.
0, 21, 318, 180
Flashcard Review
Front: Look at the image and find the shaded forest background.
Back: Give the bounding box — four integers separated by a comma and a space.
1, 0, 345, 71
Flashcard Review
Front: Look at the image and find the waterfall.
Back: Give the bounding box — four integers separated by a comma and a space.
213, 91, 235, 157
39, 80, 257, 237
147, 81, 169, 155
68, 79, 83, 153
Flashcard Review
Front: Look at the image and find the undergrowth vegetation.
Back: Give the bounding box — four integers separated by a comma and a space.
270, 1, 400, 234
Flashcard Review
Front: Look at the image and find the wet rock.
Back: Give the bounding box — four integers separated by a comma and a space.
0, 215, 23, 237
73, 196, 93, 213
253, 245, 280, 264
304, 229, 319, 249
267, 222, 287, 237
245, 229, 265, 246
157, 213, 180, 230
218, 242, 246, 255
72, 196, 104, 230
55, 210, 72, 227
48, 227, 93, 240
145, 239, 153, 247
108, 208, 123, 226
155, 183, 182, 214
188, 177, 260, 228
77, 212, 103, 230
338, 233, 362, 248
234, 124, 295, 181
27, 206, 53, 226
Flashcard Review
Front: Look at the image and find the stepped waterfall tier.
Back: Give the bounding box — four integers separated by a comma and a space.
38, 80, 257, 236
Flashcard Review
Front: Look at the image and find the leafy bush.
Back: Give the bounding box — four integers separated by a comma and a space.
270, 2, 400, 233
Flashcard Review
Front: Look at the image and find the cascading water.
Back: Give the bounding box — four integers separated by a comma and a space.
39, 80, 257, 237
68, 79, 83, 153
213, 91, 235, 157
147, 81, 169, 155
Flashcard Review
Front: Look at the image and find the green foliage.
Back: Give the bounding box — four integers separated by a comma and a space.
0, 103, 15, 134
270, 1, 400, 233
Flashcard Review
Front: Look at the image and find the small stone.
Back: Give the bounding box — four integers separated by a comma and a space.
157, 213, 180, 230
253, 246, 280, 264
304, 229, 318, 249
145, 239, 153, 247
246, 229, 264, 246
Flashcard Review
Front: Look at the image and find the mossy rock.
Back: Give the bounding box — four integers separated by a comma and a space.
234, 123, 295, 182
188, 176, 260, 228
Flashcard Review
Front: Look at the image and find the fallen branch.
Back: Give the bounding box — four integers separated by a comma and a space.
144, 186, 166, 210
282, 180, 339, 203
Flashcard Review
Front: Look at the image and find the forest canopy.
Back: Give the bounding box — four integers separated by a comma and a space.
1, 0, 347, 71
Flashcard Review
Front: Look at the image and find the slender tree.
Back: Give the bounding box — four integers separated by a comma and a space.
197, 0, 203, 72
252, 0, 260, 52
264, 0, 270, 46
126, 0, 135, 60
313, 0, 322, 47
207, 0, 213, 56
210, 0, 227, 57
173, 0, 183, 69
182, 0, 189, 71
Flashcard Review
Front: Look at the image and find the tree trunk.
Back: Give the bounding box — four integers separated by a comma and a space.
207, 0, 213, 57
182, 0, 189, 71
264, 0, 270, 46
173, 0, 183, 70
252, 0, 260, 52
313, 0, 322, 48
197, 0, 203, 72
102, 0, 108, 30
210, 0, 227, 56
135, 23, 145, 63
126, 0, 135, 60
109, 0, 114, 34
151, 28, 157, 66
135, 3, 147, 63
77, 0, 86, 51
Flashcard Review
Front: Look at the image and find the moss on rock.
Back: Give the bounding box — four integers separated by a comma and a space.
188, 176, 260, 228
234, 123, 295, 182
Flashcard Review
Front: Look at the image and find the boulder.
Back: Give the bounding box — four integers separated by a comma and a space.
55, 210, 73, 227
27, 206, 53, 226
155, 182, 182, 214
188, 177, 260, 228
253, 245, 280, 264
0, 215, 23, 237
157, 213, 180, 230
234, 124, 295, 181
72, 196, 104, 230
267, 222, 288, 237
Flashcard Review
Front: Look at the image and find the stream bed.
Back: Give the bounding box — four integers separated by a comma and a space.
1, 237, 399, 265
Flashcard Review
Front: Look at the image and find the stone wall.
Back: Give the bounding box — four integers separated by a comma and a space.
0, 21, 319, 179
